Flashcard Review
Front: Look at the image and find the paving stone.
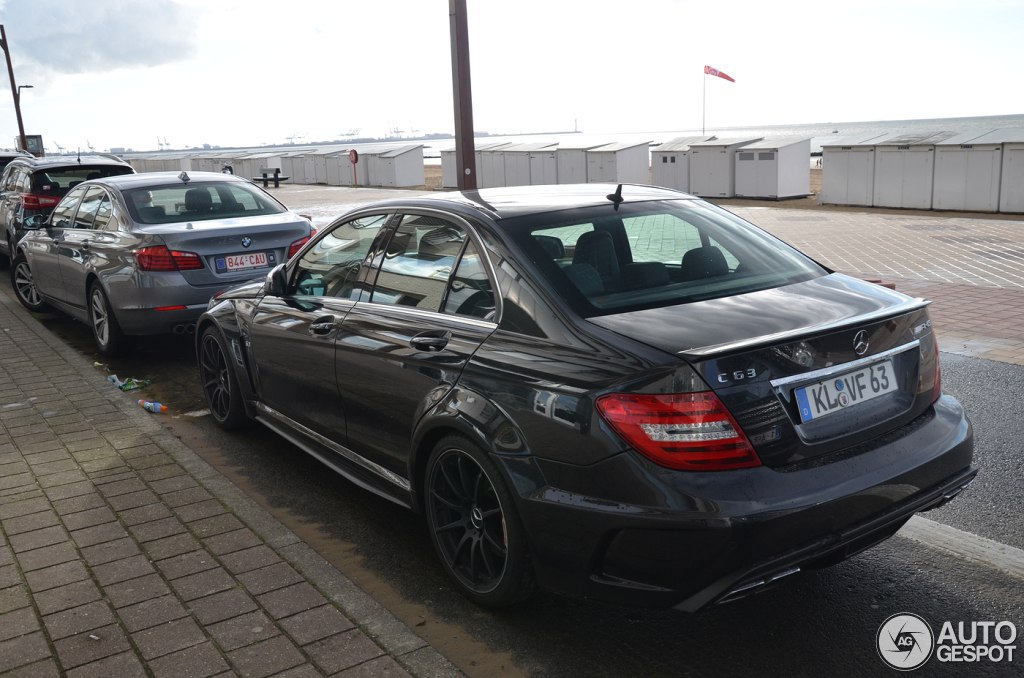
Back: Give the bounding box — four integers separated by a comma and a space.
129, 516, 186, 543
132, 616, 207, 660
208, 609, 279, 651
51, 493, 105, 517
17, 541, 78, 572
279, 604, 355, 645
0, 495, 51, 520
118, 502, 173, 526
170, 566, 236, 601
30, 458, 80, 477
0, 631, 50, 673
71, 521, 129, 548
42, 480, 95, 502
0, 545, 11, 567
236, 561, 304, 596
139, 464, 189, 483
0, 472, 32, 493
104, 573, 171, 608
162, 486, 215, 508
24, 560, 90, 593
188, 588, 258, 625
126, 453, 174, 470
0, 563, 21, 588
96, 477, 148, 498
272, 664, 324, 678
80, 537, 140, 567
148, 641, 229, 678
0, 583, 31, 614
4, 509, 61, 535
143, 532, 201, 561
105, 489, 160, 511
3, 658, 62, 678
156, 550, 219, 580
90, 470, 138, 486
150, 475, 199, 495
118, 594, 189, 633
175, 499, 226, 524
92, 554, 155, 586
0, 605, 40, 642
227, 634, 305, 678
33, 579, 101, 616
37, 470, 89, 489
304, 630, 384, 675
334, 655, 412, 678
65, 650, 146, 678
189, 513, 244, 539
53, 623, 132, 670
219, 545, 282, 575
258, 583, 328, 620
61, 506, 116, 532
43, 600, 116, 641
8, 525, 69, 553
203, 528, 263, 556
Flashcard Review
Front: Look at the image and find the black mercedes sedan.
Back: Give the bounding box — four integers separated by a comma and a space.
196, 184, 975, 611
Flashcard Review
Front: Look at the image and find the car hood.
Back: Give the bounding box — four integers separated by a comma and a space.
587, 274, 927, 359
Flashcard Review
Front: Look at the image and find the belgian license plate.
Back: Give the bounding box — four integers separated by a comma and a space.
795, 360, 897, 423
218, 252, 268, 272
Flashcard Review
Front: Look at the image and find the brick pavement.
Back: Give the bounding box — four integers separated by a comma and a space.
0, 285, 458, 677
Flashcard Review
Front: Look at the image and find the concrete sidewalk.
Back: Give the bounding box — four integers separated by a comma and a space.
0, 283, 458, 676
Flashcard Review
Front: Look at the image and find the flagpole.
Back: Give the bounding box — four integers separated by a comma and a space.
702, 72, 706, 136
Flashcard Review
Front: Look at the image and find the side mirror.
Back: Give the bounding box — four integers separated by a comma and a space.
23, 214, 47, 229
265, 263, 288, 296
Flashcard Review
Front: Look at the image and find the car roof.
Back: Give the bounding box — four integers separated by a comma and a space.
95, 171, 255, 190
7, 153, 132, 170
363, 183, 695, 220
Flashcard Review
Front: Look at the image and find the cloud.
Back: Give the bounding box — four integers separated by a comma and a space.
2, 0, 197, 74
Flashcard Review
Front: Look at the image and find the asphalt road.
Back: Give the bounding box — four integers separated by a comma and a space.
16, 299, 1024, 677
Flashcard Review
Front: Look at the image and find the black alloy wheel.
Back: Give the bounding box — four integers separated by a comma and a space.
88, 282, 133, 356
11, 254, 48, 312
425, 436, 534, 606
198, 326, 250, 429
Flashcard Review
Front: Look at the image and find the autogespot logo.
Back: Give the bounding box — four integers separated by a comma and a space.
878, 613, 935, 671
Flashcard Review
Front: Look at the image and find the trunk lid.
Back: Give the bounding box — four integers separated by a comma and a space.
589, 274, 940, 467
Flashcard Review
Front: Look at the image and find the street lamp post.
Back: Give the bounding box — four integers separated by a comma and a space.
1, 24, 29, 152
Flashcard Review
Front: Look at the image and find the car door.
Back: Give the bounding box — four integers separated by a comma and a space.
25, 186, 88, 301
55, 187, 117, 309
334, 211, 500, 479
247, 212, 393, 441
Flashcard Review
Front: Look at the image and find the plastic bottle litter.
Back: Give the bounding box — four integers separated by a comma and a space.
138, 400, 168, 413
119, 378, 151, 392
106, 374, 123, 387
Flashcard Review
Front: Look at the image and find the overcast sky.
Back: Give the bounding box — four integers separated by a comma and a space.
0, 0, 1021, 153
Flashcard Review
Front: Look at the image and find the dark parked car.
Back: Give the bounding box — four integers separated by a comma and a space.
0, 153, 136, 267
196, 184, 975, 610
11, 171, 313, 355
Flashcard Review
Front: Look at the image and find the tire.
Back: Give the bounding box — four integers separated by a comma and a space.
198, 326, 251, 429
424, 435, 535, 606
88, 282, 133, 356
10, 254, 48, 312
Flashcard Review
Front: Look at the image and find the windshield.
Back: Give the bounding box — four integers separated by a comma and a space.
30, 165, 133, 197
124, 182, 286, 224
505, 199, 827, 316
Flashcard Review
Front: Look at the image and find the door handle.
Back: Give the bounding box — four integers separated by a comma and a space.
410, 330, 451, 352
308, 315, 336, 335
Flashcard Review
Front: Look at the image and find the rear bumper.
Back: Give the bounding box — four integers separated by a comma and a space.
509, 395, 974, 610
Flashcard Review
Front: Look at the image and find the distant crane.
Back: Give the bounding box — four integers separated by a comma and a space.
86, 140, 95, 151
286, 133, 305, 144
157, 136, 171, 150
54, 141, 66, 154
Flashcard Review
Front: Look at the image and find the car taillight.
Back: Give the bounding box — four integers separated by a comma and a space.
596, 392, 761, 471
288, 228, 316, 259
136, 245, 204, 271
21, 193, 61, 210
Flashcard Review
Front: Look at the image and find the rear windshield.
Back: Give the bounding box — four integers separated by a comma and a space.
505, 199, 827, 316
31, 165, 133, 197
123, 182, 286, 224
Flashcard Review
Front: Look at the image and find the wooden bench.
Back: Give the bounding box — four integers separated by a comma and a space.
252, 167, 289, 188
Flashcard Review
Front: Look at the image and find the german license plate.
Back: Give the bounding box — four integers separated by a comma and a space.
218, 252, 268, 272
795, 360, 897, 423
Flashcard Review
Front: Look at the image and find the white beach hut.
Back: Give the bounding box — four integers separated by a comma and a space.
323, 149, 353, 186
364, 144, 424, 187
499, 143, 557, 187
556, 140, 606, 184
650, 136, 712, 192
440, 146, 458, 188
957, 129, 1024, 213
931, 131, 1003, 212
734, 137, 811, 199
819, 133, 888, 206
586, 141, 650, 184
478, 143, 515, 188
872, 131, 957, 209
528, 145, 558, 185
281, 150, 317, 185
688, 137, 761, 198
233, 151, 284, 181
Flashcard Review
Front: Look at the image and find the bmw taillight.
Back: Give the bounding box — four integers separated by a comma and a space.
288, 227, 316, 259
596, 392, 760, 471
21, 192, 61, 210
136, 245, 204, 271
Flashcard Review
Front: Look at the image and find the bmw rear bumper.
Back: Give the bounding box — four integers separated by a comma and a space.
510, 395, 974, 610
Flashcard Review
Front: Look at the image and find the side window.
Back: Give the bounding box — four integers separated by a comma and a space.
442, 238, 496, 320
49, 187, 87, 228
370, 215, 467, 312
292, 214, 389, 298
73, 188, 108, 229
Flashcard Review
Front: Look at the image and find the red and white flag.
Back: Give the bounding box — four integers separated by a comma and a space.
704, 65, 735, 82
